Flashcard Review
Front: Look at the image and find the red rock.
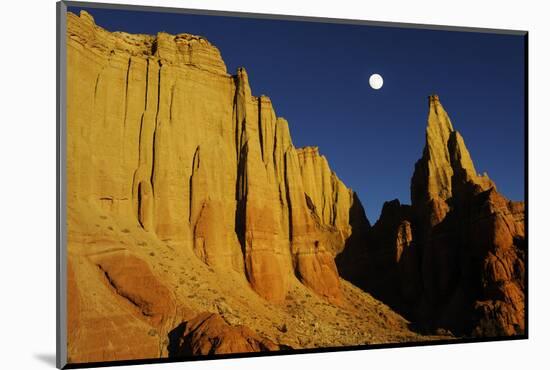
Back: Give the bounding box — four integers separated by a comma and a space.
168, 313, 282, 356
66, 253, 173, 363
95, 253, 177, 326
339, 95, 525, 336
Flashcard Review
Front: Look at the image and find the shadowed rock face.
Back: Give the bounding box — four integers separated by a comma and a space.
338, 95, 525, 336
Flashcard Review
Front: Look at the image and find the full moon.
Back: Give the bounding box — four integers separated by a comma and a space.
369, 73, 384, 90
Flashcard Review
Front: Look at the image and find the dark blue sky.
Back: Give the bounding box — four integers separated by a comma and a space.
68, 6, 525, 222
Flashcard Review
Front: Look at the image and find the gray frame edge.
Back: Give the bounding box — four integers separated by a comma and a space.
56, 1, 68, 369
63, 0, 527, 35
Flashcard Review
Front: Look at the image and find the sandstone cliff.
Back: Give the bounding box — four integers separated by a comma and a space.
338, 95, 525, 337
67, 9, 364, 305
65, 11, 432, 365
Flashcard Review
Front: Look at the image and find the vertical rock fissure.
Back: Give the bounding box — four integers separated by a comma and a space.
257, 99, 264, 163
93, 73, 100, 105
144, 59, 150, 110
150, 126, 158, 191
131, 58, 157, 231
92, 62, 109, 107
189, 146, 201, 224
235, 142, 248, 256
273, 132, 286, 207
137, 182, 144, 229
136, 114, 145, 165
283, 151, 294, 241
234, 68, 249, 258
150, 61, 162, 192
123, 57, 131, 128
155, 62, 162, 125
232, 76, 240, 163
331, 180, 339, 226
169, 83, 175, 124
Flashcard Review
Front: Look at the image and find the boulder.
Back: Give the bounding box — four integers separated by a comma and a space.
168, 313, 282, 356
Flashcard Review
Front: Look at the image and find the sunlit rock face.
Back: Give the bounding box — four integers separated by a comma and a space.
67, 10, 368, 308
338, 95, 525, 336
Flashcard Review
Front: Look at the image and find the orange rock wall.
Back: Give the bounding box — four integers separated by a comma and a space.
67, 11, 366, 305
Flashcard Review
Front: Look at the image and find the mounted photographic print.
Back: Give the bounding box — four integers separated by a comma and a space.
56, 1, 528, 368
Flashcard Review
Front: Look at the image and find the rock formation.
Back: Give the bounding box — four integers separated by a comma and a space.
168, 313, 283, 356
64, 9, 524, 365
67, 252, 177, 362
65, 11, 434, 365
338, 95, 525, 337
66, 10, 364, 306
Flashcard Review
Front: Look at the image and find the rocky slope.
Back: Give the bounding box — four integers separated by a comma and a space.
65, 11, 436, 364
338, 95, 525, 337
